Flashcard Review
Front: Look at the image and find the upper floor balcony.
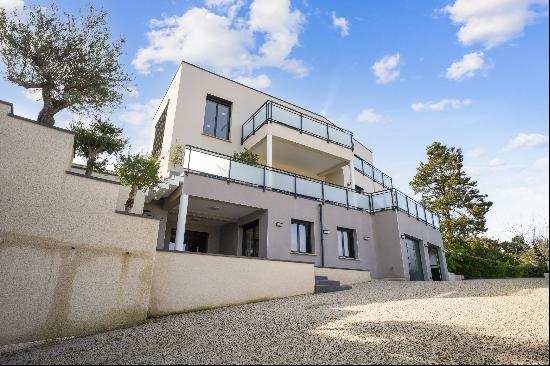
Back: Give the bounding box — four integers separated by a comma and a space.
241, 101, 354, 149
240, 102, 355, 180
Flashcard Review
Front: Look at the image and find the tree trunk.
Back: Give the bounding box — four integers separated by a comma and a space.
125, 185, 138, 213
37, 89, 65, 126
37, 104, 57, 126
85, 156, 96, 177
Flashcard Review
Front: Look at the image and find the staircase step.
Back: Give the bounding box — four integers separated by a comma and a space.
315, 284, 352, 294
315, 276, 328, 281
315, 279, 341, 287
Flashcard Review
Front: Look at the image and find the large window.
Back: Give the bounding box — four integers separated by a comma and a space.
152, 103, 168, 156
203, 95, 232, 140
291, 219, 312, 254
337, 227, 356, 258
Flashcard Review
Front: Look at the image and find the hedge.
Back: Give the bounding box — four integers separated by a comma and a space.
446, 251, 545, 279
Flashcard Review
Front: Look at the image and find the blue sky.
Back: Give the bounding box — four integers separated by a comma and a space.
1, 0, 548, 240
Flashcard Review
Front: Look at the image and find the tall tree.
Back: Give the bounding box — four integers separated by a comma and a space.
0, 4, 131, 125
115, 153, 163, 213
410, 142, 493, 248
70, 117, 128, 177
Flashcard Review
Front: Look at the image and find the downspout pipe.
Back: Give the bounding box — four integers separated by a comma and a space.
319, 203, 325, 267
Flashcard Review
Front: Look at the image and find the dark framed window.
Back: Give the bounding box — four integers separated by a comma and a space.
152, 103, 169, 155
337, 227, 355, 258
203, 95, 232, 140
291, 219, 312, 254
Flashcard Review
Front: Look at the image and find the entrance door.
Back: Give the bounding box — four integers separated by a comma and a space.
184, 230, 208, 253
405, 238, 425, 281
428, 246, 442, 281
242, 220, 259, 257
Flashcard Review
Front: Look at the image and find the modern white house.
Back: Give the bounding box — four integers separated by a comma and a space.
144, 61, 449, 282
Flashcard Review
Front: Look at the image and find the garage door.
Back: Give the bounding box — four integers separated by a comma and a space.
405, 238, 424, 281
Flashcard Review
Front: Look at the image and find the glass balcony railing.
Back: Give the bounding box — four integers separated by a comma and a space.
353, 154, 393, 189
182, 146, 441, 230
241, 101, 354, 149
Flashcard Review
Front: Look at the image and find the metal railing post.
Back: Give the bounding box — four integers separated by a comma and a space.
228, 157, 232, 183
294, 176, 297, 199
186, 147, 191, 175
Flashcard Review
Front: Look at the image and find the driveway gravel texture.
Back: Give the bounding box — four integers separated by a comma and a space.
0, 278, 548, 365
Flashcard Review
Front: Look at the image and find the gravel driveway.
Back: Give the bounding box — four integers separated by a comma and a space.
1, 279, 548, 365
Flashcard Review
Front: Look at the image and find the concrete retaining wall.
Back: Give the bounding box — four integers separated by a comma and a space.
314, 267, 371, 286
0, 102, 159, 346
149, 251, 315, 316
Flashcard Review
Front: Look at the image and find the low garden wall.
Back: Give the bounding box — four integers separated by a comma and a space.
149, 251, 315, 316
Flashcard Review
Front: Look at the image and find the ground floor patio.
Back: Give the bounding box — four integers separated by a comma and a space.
1, 279, 547, 365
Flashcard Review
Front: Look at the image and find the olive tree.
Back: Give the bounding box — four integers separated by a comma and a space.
70, 117, 127, 177
115, 153, 163, 213
0, 4, 132, 125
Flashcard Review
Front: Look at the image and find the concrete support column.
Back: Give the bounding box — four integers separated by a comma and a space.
349, 160, 356, 188
266, 134, 273, 188
174, 193, 188, 251
266, 134, 273, 167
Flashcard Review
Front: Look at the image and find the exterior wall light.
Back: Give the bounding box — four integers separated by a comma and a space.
275, 222, 284, 227
323, 229, 330, 235
363, 236, 370, 241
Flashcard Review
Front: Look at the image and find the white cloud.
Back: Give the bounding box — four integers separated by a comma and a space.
22, 88, 42, 102
0, 0, 24, 11
465, 148, 486, 159
504, 133, 549, 151
371, 54, 401, 84
489, 158, 507, 167
331, 11, 349, 37
411, 98, 472, 112
356, 108, 384, 123
534, 157, 549, 170
119, 98, 161, 126
446, 52, 490, 80
205, 0, 245, 20
442, 0, 549, 49
133, 0, 307, 81
234, 74, 271, 89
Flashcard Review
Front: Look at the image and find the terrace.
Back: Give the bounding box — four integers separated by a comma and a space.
181, 146, 440, 229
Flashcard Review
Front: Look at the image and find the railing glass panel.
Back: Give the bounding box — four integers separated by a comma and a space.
266, 169, 294, 193
302, 115, 328, 139
373, 169, 383, 185
271, 104, 301, 129
395, 190, 408, 212
324, 184, 348, 205
296, 177, 323, 199
242, 120, 254, 140
433, 214, 440, 228
353, 155, 364, 174
350, 191, 371, 211
328, 126, 353, 148
186, 148, 230, 178
372, 191, 393, 211
230, 161, 264, 186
